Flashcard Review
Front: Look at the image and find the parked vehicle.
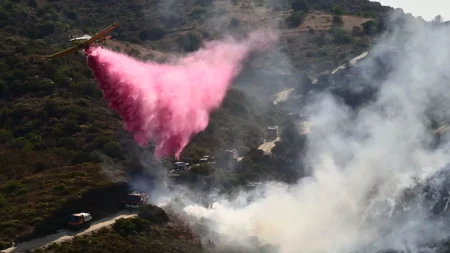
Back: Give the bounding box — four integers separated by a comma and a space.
68, 212, 92, 230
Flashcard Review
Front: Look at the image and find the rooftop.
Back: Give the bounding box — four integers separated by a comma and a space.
72, 212, 90, 216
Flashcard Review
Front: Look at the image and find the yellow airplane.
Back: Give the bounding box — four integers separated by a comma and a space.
47, 22, 120, 59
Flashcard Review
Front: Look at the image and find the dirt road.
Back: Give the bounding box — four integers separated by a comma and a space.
1, 211, 137, 253
273, 88, 294, 105
258, 137, 280, 154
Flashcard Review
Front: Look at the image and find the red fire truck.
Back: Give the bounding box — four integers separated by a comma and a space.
123, 191, 148, 209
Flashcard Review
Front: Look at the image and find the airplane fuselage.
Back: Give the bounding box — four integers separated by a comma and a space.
68, 34, 108, 54
69, 35, 92, 46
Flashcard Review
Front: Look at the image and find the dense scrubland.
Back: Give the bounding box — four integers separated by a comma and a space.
0, 0, 397, 250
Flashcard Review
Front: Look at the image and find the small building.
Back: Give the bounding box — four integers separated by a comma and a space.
173, 162, 190, 170
199, 155, 215, 164
215, 149, 239, 169
266, 126, 279, 139
225, 149, 238, 160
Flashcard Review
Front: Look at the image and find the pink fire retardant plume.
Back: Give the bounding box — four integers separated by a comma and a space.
85, 30, 277, 159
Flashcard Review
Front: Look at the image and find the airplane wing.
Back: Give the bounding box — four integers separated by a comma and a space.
83, 22, 120, 46
47, 45, 80, 59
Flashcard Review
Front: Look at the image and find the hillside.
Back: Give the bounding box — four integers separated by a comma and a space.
0, 0, 395, 250
33, 205, 205, 253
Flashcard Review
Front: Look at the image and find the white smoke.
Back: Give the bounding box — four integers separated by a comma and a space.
181, 12, 450, 253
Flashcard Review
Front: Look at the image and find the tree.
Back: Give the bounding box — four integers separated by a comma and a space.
432, 15, 443, 24
315, 33, 330, 46
331, 28, 352, 44
138, 205, 169, 224
138, 27, 165, 41
285, 11, 305, 28
230, 18, 240, 27
65, 11, 77, 20
362, 20, 376, 35
291, 0, 309, 12
351, 26, 362, 36
0, 10, 9, 21
332, 15, 343, 26
178, 32, 202, 52
112, 218, 138, 236
102, 141, 122, 159
331, 6, 344, 15
37, 22, 55, 38
26, 0, 37, 8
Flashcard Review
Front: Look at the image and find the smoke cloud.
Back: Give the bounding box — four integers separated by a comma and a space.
182, 14, 450, 253
85, 30, 277, 159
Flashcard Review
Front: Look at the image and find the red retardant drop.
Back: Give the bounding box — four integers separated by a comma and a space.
85, 30, 277, 159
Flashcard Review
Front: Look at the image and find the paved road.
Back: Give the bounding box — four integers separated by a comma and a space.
1, 211, 137, 253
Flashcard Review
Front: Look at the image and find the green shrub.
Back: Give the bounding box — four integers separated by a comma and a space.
195, 0, 213, 6
331, 5, 344, 15
291, 0, 309, 12
25, 132, 42, 144
138, 27, 165, 41
191, 163, 213, 176
10, 69, 28, 82
254, 0, 264, 7
85, 136, 115, 151
102, 141, 122, 158
0, 129, 13, 144
2, 180, 27, 195
178, 32, 202, 52
331, 29, 353, 44
162, 13, 186, 29
0, 193, 8, 207
35, 79, 56, 94
230, 18, 240, 27
362, 20, 376, 35
8, 137, 32, 150
37, 22, 56, 38
352, 26, 363, 36
27, 0, 37, 7
138, 205, 169, 224
65, 10, 77, 20
43, 99, 59, 116
189, 7, 209, 21
59, 137, 79, 150
0, 9, 9, 21
34, 160, 48, 173
0, 240, 11, 250
332, 15, 343, 25
285, 11, 304, 28
315, 33, 331, 46
70, 152, 101, 165
62, 119, 79, 134
115, 220, 136, 235
52, 183, 67, 194
31, 217, 44, 225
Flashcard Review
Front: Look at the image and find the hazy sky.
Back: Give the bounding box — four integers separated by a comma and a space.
372, 0, 448, 21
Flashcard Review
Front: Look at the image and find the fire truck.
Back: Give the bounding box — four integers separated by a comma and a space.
123, 191, 148, 209
68, 212, 92, 230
